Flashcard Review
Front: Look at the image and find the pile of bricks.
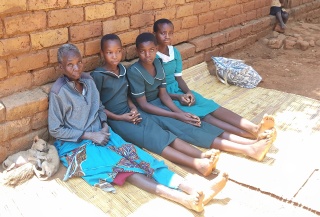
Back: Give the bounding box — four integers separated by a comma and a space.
0, 0, 319, 163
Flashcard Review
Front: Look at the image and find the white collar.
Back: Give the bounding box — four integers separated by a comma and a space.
157, 45, 174, 63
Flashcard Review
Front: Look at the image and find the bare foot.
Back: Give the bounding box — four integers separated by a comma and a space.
182, 191, 204, 212
202, 172, 229, 205
256, 114, 275, 139
201, 148, 220, 159
195, 155, 216, 177
247, 137, 273, 161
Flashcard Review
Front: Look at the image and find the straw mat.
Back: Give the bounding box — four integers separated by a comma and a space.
3, 61, 319, 217
183, 62, 320, 211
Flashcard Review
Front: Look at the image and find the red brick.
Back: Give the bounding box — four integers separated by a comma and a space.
199, 12, 214, 25
211, 32, 228, 46
4, 12, 46, 35
31, 28, 68, 50
69, 0, 100, 5
83, 55, 100, 72
116, 0, 142, 16
103, 17, 129, 34
233, 13, 247, 26
213, 8, 227, 21
261, 6, 271, 16
210, 0, 237, 10
225, 27, 241, 41
0, 73, 32, 98
194, 2, 210, 14
0, 36, 30, 57
33, 67, 60, 86
70, 22, 102, 42
221, 41, 236, 55
155, 8, 176, 21
188, 25, 205, 40
246, 10, 257, 21
0, 20, 3, 37
41, 83, 53, 95
172, 20, 182, 31
0, 60, 7, 79
85, 39, 101, 56
182, 59, 189, 70
205, 22, 220, 34
131, 13, 154, 28
0, 102, 5, 123
176, 43, 195, 60
9, 51, 48, 75
85, 3, 115, 21
176, 4, 194, 18
188, 53, 204, 67
166, 0, 184, 6
125, 45, 137, 60
31, 110, 48, 130
143, 0, 165, 10
48, 8, 84, 27
139, 26, 153, 34
0, 0, 26, 14
254, 0, 263, 9
28, 0, 67, 10
118, 30, 140, 46
182, 16, 198, 29
219, 18, 234, 30
256, 8, 262, 18
0, 144, 8, 163
243, 1, 255, 12
0, 118, 31, 142
190, 35, 212, 52
172, 30, 188, 45
240, 23, 253, 35
235, 38, 248, 50
205, 47, 222, 61
227, 4, 242, 17
2, 88, 48, 121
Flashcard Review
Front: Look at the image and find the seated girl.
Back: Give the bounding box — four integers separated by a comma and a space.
126, 33, 276, 162
48, 43, 228, 212
91, 34, 221, 177
153, 18, 276, 140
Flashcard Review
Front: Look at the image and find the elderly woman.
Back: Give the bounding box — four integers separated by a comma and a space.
48, 43, 228, 212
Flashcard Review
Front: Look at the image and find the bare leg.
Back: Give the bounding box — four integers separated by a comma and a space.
205, 107, 258, 138
127, 173, 204, 212
161, 146, 217, 176
170, 138, 220, 160
210, 129, 276, 161
179, 171, 229, 205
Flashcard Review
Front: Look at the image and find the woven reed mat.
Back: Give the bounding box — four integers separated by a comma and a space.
51, 62, 319, 216
183, 62, 320, 212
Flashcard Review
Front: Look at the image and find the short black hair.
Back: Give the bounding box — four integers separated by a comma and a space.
135, 32, 157, 48
100, 34, 122, 51
153, 18, 173, 32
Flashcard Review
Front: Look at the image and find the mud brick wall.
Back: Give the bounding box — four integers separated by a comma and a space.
1, 0, 320, 163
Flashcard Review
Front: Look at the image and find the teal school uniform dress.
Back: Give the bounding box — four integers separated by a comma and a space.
127, 59, 224, 149
156, 46, 220, 118
91, 64, 177, 155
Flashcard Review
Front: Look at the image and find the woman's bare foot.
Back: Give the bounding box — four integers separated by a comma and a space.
182, 191, 204, 212
256, 114, 275, 139
201, 148, 220, 159
202, 172, 229, 205
247, 138, 272, 161
195, 155, 216, 176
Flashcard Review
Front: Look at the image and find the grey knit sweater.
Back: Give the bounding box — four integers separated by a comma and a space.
48, 73, 107, 142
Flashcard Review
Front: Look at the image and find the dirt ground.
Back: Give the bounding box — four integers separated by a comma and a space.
228, 20, 320, 101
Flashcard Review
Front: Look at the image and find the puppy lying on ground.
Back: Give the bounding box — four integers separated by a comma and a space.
1, 136, 60, 186
2, 136, 48, 171
33, 143, 60, 180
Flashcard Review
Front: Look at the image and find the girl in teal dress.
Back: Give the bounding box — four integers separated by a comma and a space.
48, 43, 228, 212
91, 34, 221, 177
127, 33, 276, 162
153, 18, 276, 140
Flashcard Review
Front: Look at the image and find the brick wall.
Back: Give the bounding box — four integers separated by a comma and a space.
0, 0, 320, 163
